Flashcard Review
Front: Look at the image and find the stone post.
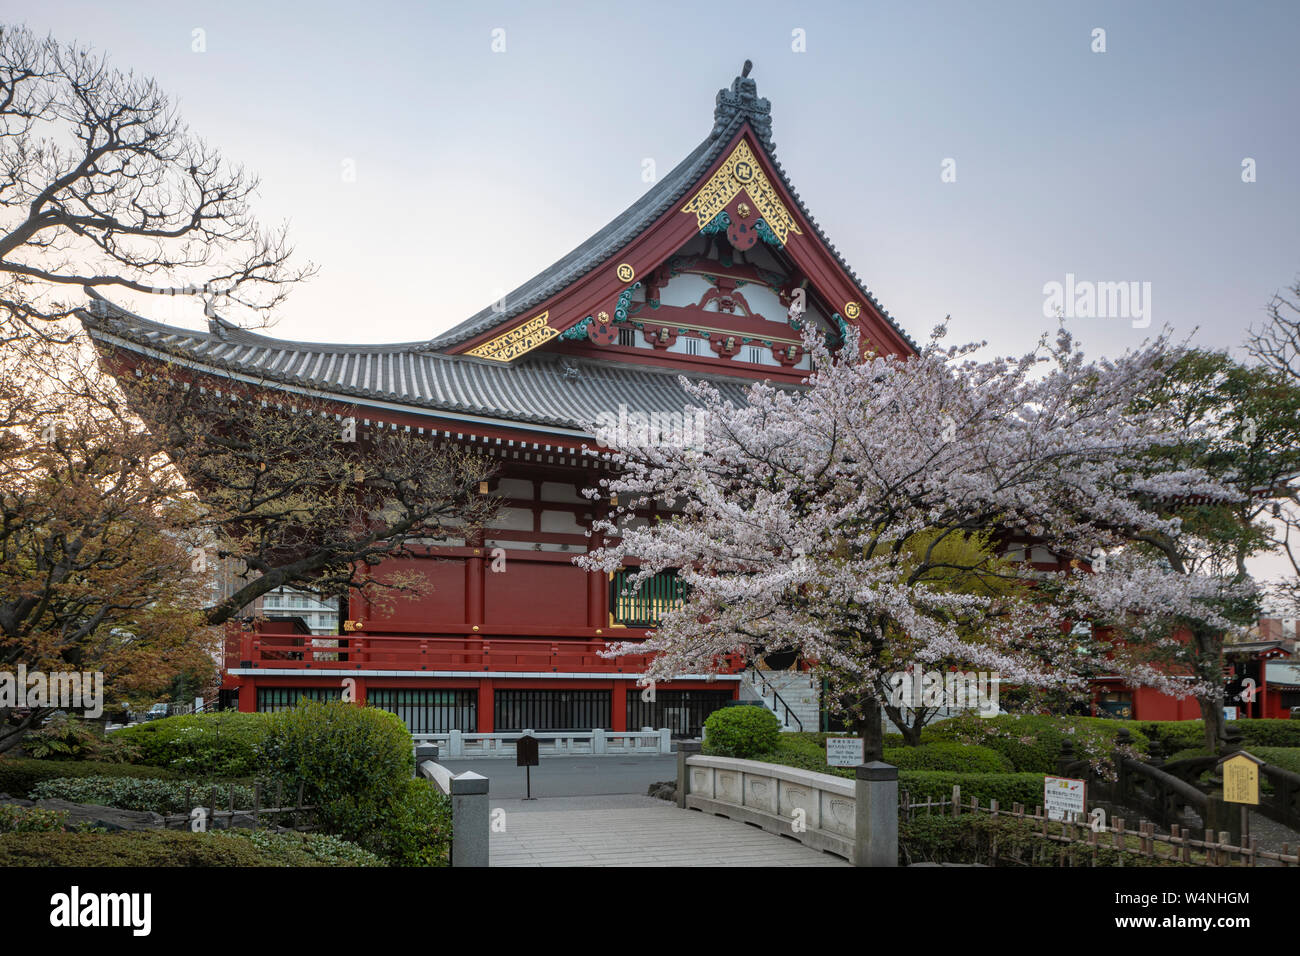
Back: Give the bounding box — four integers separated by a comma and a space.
659, 727, 672, 754
449, 729, 463, 757
414, 743, 439, 777
676, 740, 702, 809
854, 761, 898, 867
449, 771, 490, 867
592, 728, 607, 755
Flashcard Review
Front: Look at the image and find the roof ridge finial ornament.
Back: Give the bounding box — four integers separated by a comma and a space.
712, 58, 774, 150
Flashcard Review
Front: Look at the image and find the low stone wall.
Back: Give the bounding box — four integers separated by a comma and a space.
413, 728, 673, 757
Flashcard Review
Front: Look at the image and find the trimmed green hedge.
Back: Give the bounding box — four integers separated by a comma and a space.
1234, 720, 1300, 748
1138, 719, 1300, 751
0, 758, 182, 798
885, 741, 1012, 774
110, 712, 270, 776
0, 829, 381, 866
1136, 720, 1206, 751
898, 771, 1047, 809
702, 706, 781, 759
768, 734, 1009, 775
922, 715, 1149, 773
1254, 747, 1300, 775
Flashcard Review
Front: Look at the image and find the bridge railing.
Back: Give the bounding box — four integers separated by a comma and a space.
415, 744, 488, 867
675, 744, 898, 866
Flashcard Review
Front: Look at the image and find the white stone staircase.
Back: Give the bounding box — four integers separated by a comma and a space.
739, 668, 820, 733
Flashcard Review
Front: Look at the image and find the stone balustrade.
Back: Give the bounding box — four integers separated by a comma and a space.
412, 727, 673, 757
676, 745, 897, 866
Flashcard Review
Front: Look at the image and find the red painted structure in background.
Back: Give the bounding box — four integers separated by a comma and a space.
93, 67, 1280, 735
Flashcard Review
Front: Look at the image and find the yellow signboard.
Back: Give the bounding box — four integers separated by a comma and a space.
1221, 753, 1260, 805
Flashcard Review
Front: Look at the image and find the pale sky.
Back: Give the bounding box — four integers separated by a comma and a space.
10, 0, 1300, 602
11, 0, 1299, 360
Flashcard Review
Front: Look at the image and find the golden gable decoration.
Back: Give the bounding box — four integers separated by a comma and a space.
465, 311, 557, 361
680, 139, 802, 245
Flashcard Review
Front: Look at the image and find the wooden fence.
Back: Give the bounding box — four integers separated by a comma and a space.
160, 781, 316, 832
901, 784, 1299, 867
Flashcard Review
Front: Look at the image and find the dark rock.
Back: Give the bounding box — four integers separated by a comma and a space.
30, 798, 165, 831
647, 780, 677, 802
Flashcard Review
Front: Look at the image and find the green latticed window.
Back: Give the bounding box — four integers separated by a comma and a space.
610, 569, 686, 626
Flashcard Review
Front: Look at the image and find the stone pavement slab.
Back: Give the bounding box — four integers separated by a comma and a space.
488, 794, 849, 867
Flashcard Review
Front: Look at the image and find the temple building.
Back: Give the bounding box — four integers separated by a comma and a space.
79, 65, 1220, 734
82, 65, 912, 736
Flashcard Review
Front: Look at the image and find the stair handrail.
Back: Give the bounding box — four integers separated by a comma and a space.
747, 667, 804, 732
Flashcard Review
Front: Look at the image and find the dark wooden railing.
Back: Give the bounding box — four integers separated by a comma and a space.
1059, 728, 1300, 837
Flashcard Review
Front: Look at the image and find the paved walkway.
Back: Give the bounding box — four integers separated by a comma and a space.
488, 794, 850, 867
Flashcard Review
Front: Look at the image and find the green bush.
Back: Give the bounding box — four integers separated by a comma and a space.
256, 700, 413, 853
922, 714, 1149, 773
22, 714, 140, 763
370, 778, 452, 867
885, 742, 1012, 774
702, 706, 781, 758
0, 758, 181, 798
213, 829, 384, 866
1136, 720, 1206, 752
1254, 747, 1300, 775
767, 733, 840, 773
0, 803, 71, 833
0, 829, 374, 866
1165, 747, 1215, 764
1137, 719, 1300, 752
1234, 720, 1300, 748
897, 770, 1047, 809
29, 776, 257, 814
110, 712, 270, 775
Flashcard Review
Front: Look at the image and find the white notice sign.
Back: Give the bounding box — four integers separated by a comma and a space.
826, 737, 864, 767
1043, 775, 1086, 821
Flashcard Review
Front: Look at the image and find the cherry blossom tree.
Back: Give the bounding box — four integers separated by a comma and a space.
577, 325, 1249, 758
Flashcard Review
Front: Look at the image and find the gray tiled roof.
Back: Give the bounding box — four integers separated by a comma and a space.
427, 69, 916, 354
81, 295, 758, 435
79, 67, 913, 437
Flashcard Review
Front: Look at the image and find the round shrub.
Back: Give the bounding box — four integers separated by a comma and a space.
702, 706, 781, 758
884, 741, 1012, 773
255, 700, 413, 849
110, 712, 270, 776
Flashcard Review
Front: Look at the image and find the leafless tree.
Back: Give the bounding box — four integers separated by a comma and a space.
1246, 275, 1300, 614
0, 24, 313, 343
